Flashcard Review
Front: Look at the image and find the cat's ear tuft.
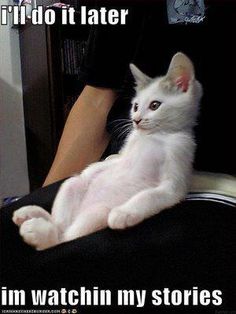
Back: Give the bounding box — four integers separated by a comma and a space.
166, 52, 195, 92
130, 63, 152, 91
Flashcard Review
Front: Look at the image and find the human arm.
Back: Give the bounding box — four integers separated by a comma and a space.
43, 85, 117, 186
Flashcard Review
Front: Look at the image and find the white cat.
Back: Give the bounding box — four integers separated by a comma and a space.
13, 52, 202, 250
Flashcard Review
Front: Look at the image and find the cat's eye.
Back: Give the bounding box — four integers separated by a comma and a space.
133, 103, 139, 112
149, 101, 162, 111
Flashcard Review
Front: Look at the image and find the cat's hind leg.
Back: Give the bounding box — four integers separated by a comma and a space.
62, 206, 110, 242
52, 160, 118, 231
51, 176, 88, 231
13, 204, 60, 250
13, 176, 91, 250
13, 205, 51, 226
19, 217, 59, 250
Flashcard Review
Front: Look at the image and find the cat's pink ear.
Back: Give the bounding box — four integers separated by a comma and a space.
130, 64, 152, 91
167, 52, 195, 92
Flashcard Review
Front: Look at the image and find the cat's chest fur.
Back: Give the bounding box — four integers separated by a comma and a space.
80, 131, 168, 210
119, 131, 167, 179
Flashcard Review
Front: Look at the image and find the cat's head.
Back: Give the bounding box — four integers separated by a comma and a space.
130, 52, 203, 133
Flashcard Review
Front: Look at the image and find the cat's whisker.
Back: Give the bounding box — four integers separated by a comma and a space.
108, 120, 132, 130
116, 125, 132, 140
116, 123, 132, 134
111, 123, 132, 136
108, 118, 132, 126
109, 119, 133, 138
112, 122, 132, 131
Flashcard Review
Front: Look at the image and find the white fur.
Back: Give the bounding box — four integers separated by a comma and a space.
13, 53, 202, 250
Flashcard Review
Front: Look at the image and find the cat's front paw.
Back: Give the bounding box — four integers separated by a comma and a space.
20, 218, 59, 250
108, 208, 143, 230
13, 205, 51, 226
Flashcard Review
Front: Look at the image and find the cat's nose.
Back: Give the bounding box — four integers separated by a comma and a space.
133, 119, 142, 125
